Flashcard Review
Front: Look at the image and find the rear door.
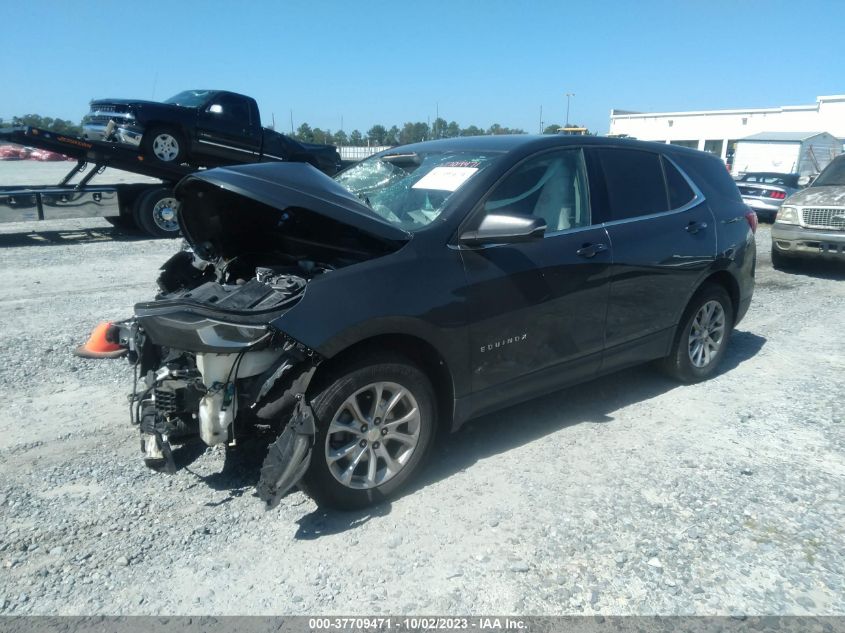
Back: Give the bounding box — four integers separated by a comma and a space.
460, 147, 612, 396
585, 147, 716, 364
195, 93, 262, 162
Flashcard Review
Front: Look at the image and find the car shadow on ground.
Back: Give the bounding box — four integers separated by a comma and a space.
412, 329, 766, 499
775, 258, 845, 281
287, 329, 766, 536
0, 225, 149, 247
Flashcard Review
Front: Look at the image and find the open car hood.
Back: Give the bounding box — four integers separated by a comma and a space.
174, 162, 410, 260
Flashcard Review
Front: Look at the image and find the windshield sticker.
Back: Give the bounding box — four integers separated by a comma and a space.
412, 166, 479, 191
443, 161, 481, 168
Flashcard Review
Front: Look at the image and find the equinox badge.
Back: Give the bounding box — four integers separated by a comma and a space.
481, 333, 528, 353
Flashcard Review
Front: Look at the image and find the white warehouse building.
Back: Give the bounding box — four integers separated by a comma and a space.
608, 94, 845, 169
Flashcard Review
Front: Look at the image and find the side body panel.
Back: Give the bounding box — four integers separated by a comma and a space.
194, 93, 263, 162
270, 241, 474, 401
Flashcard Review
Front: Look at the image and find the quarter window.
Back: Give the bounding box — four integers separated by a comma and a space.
662, 157, 696, 209
483, 149, 590, 233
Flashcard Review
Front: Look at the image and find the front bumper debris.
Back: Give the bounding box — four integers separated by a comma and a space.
256, 397, 317, 509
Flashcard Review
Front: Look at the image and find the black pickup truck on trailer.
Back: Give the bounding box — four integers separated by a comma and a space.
0, 94, 342, 238
82, 89, 341, 174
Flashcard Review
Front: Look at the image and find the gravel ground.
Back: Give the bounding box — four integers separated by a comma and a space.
0, 216, 843, 617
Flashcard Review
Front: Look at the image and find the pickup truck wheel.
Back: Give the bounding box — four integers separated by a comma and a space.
771, 247, 791, 270
299, 355, 437, 510
659, 283, 734, 383
143, 126, 185, 163
133, 187, 181, 238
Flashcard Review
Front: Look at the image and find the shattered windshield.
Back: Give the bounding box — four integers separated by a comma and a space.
335, 151, 500, 230
813, 156, 845, 186
163, 90, 215, 107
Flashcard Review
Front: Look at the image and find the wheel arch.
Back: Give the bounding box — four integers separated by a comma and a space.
309, 333, 456, 435
698, 270, 740, 322
142, 122, 191, 155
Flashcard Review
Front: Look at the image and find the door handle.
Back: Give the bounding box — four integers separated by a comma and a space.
685, 221, 708, 234
576, 242, 608, 258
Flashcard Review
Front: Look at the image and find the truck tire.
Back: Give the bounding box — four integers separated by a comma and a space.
771, 247, 791, 270
133, 187, 181, 238
143, 126, 186, 164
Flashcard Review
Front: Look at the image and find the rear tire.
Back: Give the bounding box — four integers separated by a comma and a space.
299, 354, 437, 510
133, 187, 181, 238
660, 283, 734, 383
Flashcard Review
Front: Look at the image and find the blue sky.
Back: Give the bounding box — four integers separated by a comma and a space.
2, 0, 843, 135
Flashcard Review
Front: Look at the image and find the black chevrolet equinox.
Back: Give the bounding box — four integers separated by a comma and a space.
112, 135, 756, 509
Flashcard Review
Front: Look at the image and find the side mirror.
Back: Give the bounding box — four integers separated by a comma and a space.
797, 175, 813, 187
208, 104, 223, 115
459, 213, 546, 246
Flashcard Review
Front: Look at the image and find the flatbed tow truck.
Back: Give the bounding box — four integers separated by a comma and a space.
0, 126, 199, 237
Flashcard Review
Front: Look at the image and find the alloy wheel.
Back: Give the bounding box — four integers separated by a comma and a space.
688, 300, 726, 368
152, 133, 180, 162
325, 381, 421, 490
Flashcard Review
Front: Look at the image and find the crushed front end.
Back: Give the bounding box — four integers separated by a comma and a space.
115, 248, 323, 503
109, 162, 409, 507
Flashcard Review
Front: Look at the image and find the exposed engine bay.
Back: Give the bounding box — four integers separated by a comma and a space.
114, 247, 326, 508
109, 162, 409, 508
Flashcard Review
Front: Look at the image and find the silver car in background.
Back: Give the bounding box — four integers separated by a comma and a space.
735, 172, 800, 222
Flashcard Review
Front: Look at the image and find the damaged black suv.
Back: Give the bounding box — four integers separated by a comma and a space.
113, 135, 756, 510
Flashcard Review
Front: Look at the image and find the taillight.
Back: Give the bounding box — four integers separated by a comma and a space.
745, 210, 758, 234
767, 190, 786, 199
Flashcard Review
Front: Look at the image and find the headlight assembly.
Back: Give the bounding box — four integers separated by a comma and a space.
776, 206, 799, 225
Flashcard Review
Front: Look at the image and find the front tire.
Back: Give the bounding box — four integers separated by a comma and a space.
143, 126, 186, 163
771, 247, 791, 270
660, 283, 734, 383
299, 355, 437, 510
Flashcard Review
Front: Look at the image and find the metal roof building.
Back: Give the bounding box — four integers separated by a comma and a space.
608, 94, 845, 167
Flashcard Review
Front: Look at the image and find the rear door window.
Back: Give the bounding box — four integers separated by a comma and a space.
592, 149, 668, 221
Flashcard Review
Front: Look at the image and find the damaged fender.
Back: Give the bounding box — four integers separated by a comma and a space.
257, 396, 318, 509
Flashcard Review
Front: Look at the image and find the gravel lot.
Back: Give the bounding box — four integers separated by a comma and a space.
0, 209, 843, 616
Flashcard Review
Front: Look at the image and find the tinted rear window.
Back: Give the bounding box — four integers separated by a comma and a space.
595, 149, 668, 221
663, 157, 695, 209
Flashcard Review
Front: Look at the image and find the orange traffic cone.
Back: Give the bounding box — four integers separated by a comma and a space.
74, 322, 127, 359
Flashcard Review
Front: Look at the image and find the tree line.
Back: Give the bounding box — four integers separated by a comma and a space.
1, 113, 588, 147
291, 118, 552, 146
0, 115, 82, 136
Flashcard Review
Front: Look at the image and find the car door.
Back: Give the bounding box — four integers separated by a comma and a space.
195, 94, 262, 162
585, 147, 716, 367
459, 147, 612, 398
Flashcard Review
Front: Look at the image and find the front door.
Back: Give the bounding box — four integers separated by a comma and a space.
459, 148, 612, 396
196, 94, 262, 162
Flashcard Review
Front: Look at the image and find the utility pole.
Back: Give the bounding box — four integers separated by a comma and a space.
290, 110, 294, 135
564, 92, 575, 127
539, 105, 543, 134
